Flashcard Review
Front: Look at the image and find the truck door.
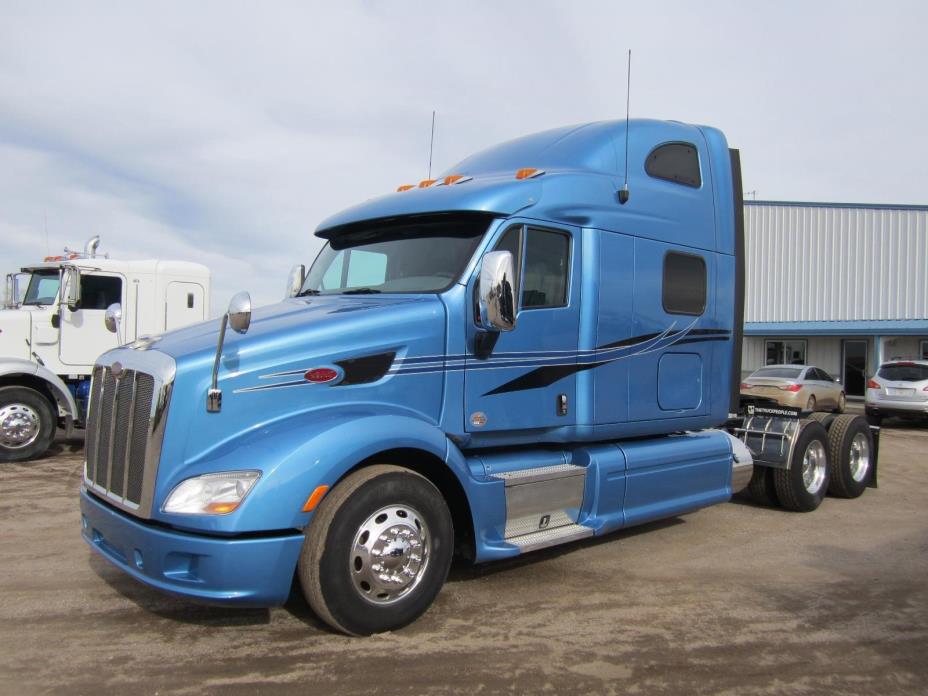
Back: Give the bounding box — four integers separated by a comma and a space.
59, 272, 123, 367
165, 281, 206, 331
465, 222, 581, 432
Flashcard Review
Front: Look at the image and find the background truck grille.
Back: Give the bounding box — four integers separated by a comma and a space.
85, 364, 169, 515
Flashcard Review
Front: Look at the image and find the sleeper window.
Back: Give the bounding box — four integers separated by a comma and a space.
663, 252, 706, 315
646, 142, 701, 188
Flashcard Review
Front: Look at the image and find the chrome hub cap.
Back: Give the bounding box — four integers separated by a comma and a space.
350, 505, 430, 605
0, 403, 40, 449
849, 433, 871, 482
801, 440, 827, 493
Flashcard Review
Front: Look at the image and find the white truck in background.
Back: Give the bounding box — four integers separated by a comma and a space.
1, 236, 210, 461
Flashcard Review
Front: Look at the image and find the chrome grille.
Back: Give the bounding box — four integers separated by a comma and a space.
85, 360, 172, 517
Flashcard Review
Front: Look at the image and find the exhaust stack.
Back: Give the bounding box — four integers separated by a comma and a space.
84, 235, 101, 258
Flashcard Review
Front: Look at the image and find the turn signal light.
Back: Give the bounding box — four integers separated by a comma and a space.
304, 368, 338, 383
740, 382, 753, 390
515, 167, 544, 180
867, 379, 880, 389
204, 501, 240, 514
396, 184, 415, 192
779, 384, 803, 392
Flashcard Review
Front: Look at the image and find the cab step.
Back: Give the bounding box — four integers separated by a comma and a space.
507, 522, 594, 553
491, 462, 589, 552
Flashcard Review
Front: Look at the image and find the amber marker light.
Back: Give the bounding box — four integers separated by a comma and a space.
205, 501, 241, 514
396, 184, 415, 192
418, 178, 438, 188
442, 174, 472, 185
302, 485, 330, 512
515, 167, 544, 180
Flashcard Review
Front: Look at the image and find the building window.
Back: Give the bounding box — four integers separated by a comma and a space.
663, 252, 706, 315
765, 339, 807, 366
921, 340, 928, 360
645, 142, 701, 188
80, 275, 122, 310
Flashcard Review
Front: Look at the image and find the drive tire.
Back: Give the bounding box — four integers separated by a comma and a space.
299, 465, 453, 636
745, 465, 779, 507
773, 421, 830, 512
0, 386, 56, 463
826, 415, 873, 498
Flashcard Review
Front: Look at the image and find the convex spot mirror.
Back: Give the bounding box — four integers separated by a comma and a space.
478, 250, 516, 332
228, 291, 252, 334
104, 303, 122, 334
286, 264, 306, 299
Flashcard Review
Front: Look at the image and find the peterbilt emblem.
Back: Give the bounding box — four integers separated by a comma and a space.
110, 362, 124, 378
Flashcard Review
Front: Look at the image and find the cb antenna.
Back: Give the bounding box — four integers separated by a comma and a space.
618, 49, 631, 205
428, 110, 436, 180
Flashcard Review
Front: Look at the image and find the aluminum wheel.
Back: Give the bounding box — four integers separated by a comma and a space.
0, 402, 40, 449
801, 440, 827, 493
849, 432, 871, 482
349, 504, 430, 605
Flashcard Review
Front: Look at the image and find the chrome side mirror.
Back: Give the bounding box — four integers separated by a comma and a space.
227, 291, 252, 334
104, 303, 123, 344
286, 264, 306, 299
478, 251, 516, 332
208, 291, 252, 413
64, 267, 81, 311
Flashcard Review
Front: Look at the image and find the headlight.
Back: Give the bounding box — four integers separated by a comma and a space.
162, 471, 260, 515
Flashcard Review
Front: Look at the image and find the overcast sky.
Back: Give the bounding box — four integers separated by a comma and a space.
1, 1, 926, 311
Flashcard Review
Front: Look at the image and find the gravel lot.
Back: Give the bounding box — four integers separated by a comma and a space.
1, 417, 927, 696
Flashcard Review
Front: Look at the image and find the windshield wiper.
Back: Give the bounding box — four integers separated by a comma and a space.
296, 289, 321, 297
342, 288, 381, 294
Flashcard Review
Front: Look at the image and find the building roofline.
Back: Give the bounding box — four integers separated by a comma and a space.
744, 200, 928, 212
745, 320, 928, 337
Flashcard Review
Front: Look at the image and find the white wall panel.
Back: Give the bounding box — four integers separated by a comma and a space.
744, 204, 928, 322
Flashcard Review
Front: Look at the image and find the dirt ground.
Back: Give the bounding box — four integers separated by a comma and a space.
1, 418, 927, 696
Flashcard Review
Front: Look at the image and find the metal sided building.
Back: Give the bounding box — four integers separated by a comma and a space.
741, 200, 928, 398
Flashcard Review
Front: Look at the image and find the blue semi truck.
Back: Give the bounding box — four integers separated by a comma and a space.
80, 119, 877, 635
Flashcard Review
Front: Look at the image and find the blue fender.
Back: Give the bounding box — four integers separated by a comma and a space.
154, 405, 510, 561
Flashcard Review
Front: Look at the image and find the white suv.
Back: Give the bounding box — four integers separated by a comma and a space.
865, 359, 928, 425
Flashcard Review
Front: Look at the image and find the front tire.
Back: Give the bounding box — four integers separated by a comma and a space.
299, 465, 453, 635
773, 421, 831, 512
0, 386, 56, 462
826, 415, 873, 498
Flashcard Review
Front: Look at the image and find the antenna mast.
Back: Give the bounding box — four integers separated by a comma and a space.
428, 110, 436, 179
619, 49, 632, 205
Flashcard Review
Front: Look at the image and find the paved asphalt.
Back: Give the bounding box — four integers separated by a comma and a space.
1, 416, 926, 695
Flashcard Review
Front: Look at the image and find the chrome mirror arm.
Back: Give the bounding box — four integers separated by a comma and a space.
207, 313, 229, 413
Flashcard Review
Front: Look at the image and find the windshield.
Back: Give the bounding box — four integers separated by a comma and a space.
751, 367, 803, 379
301, 216, 491, 296
22, 272, 60, 306
878, 363, 928, 382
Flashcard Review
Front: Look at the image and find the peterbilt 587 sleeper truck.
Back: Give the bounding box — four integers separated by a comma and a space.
79, 119, 877, 635
0, 237, 210, 461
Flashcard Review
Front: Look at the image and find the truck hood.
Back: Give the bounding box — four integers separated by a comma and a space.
0, 308, 32, 360
145, 294, 444, 370
121, 294, 449, 468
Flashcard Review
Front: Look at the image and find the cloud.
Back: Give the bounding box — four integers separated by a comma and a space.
1, 1, 926, 311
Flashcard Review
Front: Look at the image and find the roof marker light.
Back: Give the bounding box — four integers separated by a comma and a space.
441, 174, 472, 186
396, 184, 415, 192
515, 168, 545, 180
418, 179, 438, 188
